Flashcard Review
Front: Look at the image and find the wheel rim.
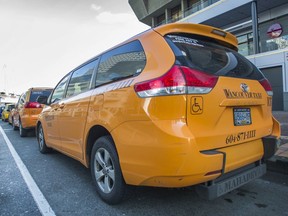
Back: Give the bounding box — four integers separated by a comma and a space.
94, 148, 115, 194
38, 126, 44, 149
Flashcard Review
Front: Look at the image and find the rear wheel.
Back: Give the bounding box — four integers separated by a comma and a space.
91, 136, 126, 205
19, 120, 28, 137
12, 118, 18, 131
37, 124, 51, 153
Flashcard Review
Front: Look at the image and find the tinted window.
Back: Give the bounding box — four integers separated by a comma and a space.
7, 104, 15, 111
66, 60, 96, 97
166, 34, 264, 80
19, 93, 26, 106
51, 75, 70, 103
30, 90, 52, 102
96, 40, 146, 86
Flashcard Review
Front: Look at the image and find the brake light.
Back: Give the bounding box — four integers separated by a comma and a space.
24, 102, 42, 108
181, 66, 218, 94
259, 79, 273, 96
134, 65, 218, 97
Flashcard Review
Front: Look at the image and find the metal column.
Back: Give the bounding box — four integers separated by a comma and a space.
251, 0, 259, 54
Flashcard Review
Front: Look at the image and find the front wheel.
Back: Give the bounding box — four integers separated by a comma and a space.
37, 124, 51, 153
91, 136, 126, 205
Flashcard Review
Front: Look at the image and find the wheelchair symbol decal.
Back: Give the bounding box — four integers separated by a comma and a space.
191, 97, 203, 115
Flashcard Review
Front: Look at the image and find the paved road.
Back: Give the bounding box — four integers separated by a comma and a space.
0, 121, 288, 216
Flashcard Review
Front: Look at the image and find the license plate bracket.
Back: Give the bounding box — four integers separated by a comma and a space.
233, 108, 251, 126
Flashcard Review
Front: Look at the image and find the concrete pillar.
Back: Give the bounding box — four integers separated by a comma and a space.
181, 0, 188, 18
165, 8, 171, 23
251, 0, 259, 54
151, 17, 155, 27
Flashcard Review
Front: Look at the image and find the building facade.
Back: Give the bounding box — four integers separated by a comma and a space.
129, 0, 288, 111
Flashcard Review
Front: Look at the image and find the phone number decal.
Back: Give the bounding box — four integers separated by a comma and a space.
226, 130, 256, 144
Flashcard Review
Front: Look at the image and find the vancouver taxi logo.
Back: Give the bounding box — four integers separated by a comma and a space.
240, 83, 249, 93
223, 83, 262, 99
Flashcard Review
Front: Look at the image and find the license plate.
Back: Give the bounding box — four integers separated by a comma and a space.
216, 164, 266, 197
233, 108, 251, 126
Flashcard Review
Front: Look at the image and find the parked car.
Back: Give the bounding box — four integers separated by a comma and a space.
1, 103, 15, 122
36, 23, 280, 204
13, 87, 52, 137
8, 107, 16, 125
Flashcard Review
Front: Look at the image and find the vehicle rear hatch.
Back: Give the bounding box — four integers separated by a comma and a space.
26, 89, 53, 115
164, 33, 274, 151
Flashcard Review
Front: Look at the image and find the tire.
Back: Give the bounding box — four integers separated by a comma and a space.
19, 120, 28, 137
12, 118, 18, 131
91, 136, 126, 205
37, 124, 51, 153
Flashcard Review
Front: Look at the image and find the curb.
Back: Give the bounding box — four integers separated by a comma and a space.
267, 155, 288, 175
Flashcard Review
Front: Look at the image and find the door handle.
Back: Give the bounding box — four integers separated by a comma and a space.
59, 103, 65, 109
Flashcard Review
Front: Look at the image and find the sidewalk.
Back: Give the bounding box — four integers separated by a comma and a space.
267, 111, 288, 174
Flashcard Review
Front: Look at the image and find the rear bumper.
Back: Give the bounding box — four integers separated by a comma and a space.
112, 120, 267, 189
195, 162, 266, 200
21, 114, 38, 129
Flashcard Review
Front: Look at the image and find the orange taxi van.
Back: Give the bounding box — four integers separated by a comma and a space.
36, 23, 280, 204
13, 87, 52, 137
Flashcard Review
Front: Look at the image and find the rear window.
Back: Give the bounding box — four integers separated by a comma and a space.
30, 90, 52, 102
165, 34, 264, 80
7, 104, 15, 110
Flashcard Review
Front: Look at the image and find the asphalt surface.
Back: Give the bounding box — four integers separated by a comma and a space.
0, 130, 40, 215
0, 121, 288, 216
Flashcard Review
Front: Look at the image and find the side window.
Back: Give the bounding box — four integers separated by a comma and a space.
50, 74, 70, 103
96, 40, 146, 86
19, 93, 26, 106
66, 60, 97, 98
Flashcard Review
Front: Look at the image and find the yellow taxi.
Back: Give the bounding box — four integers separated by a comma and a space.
36, 23, 280, 204
13, 87, 52, 137
1, 103, 15, 122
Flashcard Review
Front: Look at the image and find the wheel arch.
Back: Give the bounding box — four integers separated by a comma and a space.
35, 121, 42, 139
85, 125, 115, 168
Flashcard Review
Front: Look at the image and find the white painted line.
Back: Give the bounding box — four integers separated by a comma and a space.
0, 126, 56, 216
3, 128, 13, 131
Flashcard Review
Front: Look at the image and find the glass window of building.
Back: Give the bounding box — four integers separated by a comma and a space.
156, 13, 165, 26
259, 15, 288, 53
237, 33, 254, 56
171, 5, 182, 22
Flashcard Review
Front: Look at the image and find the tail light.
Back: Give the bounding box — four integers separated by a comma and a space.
24, 102, 42, 108
259, 78, 273, 96
134, 65, 218, 98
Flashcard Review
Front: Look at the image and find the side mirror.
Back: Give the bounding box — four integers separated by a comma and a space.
36, 95, 48, 104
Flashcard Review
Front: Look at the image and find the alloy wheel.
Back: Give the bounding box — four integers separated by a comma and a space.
93, 148, 115, 194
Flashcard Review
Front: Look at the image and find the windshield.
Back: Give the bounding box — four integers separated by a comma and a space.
165, 34, 264, 81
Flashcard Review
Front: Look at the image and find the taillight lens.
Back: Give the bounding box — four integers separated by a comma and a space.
134, 66, 186, 97
181, 66, 218, 94
24, 102, 42, 108
259, 78, 273, 96
134, 65, 218, 98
